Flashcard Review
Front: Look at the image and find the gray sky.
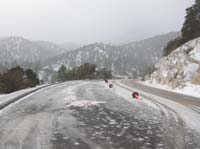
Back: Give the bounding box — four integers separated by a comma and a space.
0, 0, 194, 44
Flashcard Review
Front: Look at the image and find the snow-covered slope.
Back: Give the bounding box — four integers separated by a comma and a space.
34, 40, 67, 57
44, 43, 117, 71
0, 37, 43, 65
149, 37, 200, 90
0, 37, 78, 69
43, 32, 179, 78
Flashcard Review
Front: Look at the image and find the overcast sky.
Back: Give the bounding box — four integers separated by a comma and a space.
0, 0, 194, 44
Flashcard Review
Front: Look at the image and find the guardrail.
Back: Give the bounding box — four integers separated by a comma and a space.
0, 85, 50, 111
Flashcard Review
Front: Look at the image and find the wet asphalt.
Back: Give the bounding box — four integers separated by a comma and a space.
0, 81, 199, 149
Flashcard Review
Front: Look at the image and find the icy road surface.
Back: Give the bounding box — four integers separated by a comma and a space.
0, 81, 200, 149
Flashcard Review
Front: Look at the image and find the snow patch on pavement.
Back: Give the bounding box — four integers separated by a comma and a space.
63, 84, 78, 102
63, 82, 106, 108
66, 100, 105, 108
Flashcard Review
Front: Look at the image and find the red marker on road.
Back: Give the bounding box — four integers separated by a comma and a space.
132, 92, 141, 100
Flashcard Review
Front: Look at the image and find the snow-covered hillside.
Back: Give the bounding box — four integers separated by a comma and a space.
0, 37, 80, 70
148, 37, 200, 93
0, 37, 42, 65
43, 32, 179, 79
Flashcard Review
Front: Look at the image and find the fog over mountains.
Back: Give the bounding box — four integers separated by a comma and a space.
42, 32, 180, 81
0, 32, 179, 81
0, 37, 81, 70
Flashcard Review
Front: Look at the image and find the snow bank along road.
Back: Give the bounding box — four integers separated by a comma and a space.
0, 85, 50, 111
0, 81, 200, 149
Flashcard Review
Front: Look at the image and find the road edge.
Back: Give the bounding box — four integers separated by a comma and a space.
0, 85, 50, 111
113, 80, 200, 132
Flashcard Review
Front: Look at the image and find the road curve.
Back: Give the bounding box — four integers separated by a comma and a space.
119, 80, 200, 107
0, 81, 199, 149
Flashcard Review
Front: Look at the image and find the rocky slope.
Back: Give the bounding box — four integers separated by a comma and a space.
149, 37, 200, 89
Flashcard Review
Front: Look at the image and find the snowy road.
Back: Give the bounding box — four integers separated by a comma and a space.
119, 80, 200, 107
0, 81, 200, 149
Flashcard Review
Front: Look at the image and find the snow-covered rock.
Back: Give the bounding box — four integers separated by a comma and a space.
149, 37, 200, 89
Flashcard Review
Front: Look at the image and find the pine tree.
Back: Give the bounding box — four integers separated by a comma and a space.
77, 63, 96, 79
25, 69, 40, 86
164, 0, 200, 56
0, 66, 40, 93
96, 68, 112, 79
182, 0, 200, 42
57, 65, 67, 82
163, 37, 182, 56
1, 66, 25, 93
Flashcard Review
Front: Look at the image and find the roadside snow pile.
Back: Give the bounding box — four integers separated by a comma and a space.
66, 100, 105, 108
0, 85, 48, 107
176, 83, 200, 97
0, 88, 36, 105
144, 81, 200, 98
148, 37, 200, 95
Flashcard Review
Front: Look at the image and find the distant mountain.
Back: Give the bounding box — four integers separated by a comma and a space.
0, 37, 73, 69
34, 40, 67, 57
60, 42, 82, 51
43, 32, 180, 80
0, 32, 180, 81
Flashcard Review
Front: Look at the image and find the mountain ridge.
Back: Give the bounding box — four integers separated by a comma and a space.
41, 32, 180, 81
0, 36, 81, 69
